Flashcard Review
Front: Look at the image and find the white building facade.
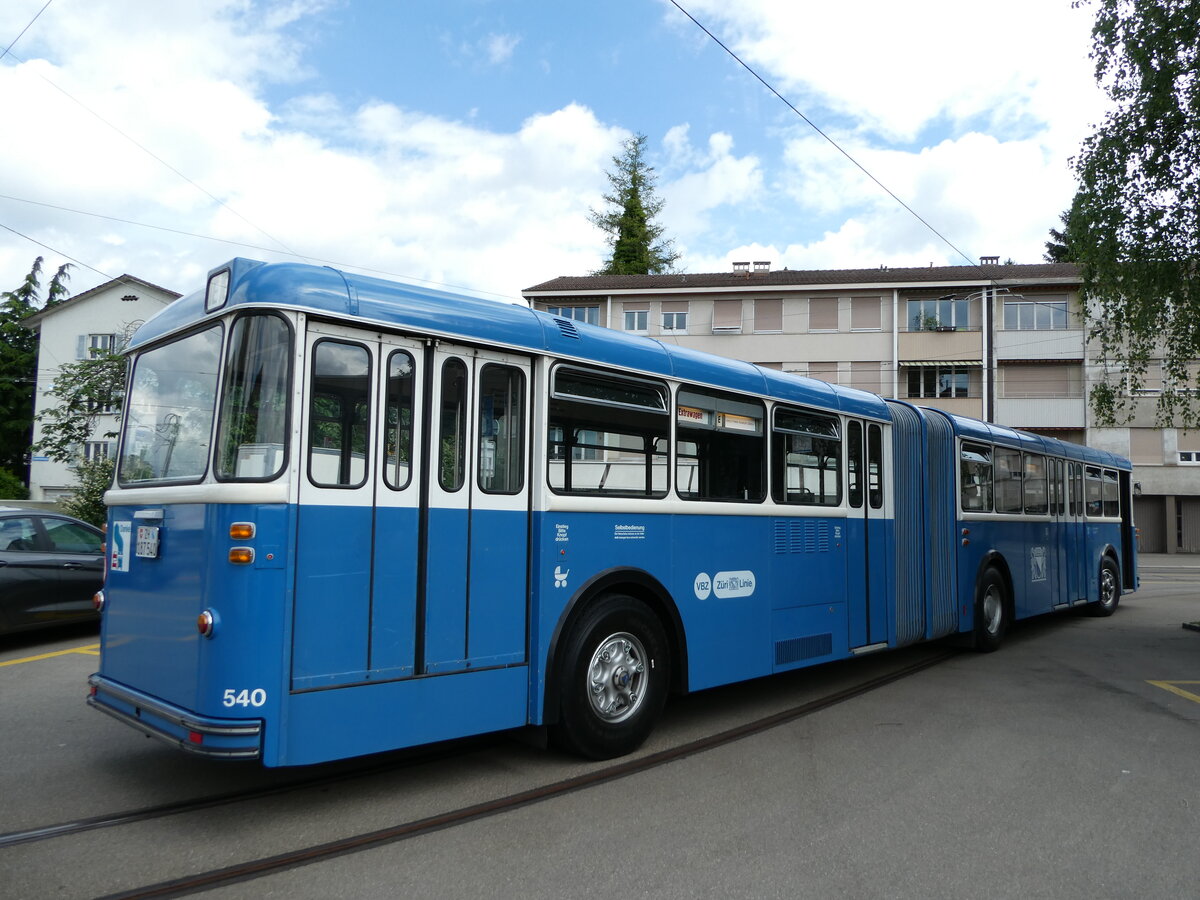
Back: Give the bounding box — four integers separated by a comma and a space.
24, 275, 179, 502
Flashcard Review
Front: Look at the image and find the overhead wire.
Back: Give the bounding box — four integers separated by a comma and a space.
0, 193, 521, 303
0, 0, 53, 62
667, 0, 1005, 284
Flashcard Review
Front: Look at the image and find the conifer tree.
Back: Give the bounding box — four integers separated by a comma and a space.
589, 134, 680, 275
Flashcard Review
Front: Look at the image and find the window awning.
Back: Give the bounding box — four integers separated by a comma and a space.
897, 360, 983, 367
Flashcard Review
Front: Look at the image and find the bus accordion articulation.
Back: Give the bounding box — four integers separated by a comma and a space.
87, 258, 1137, 765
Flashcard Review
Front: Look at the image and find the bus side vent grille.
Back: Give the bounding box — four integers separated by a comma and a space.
773, 519, 830, 554
775, 633, 833, 665
554, 318, 580, 340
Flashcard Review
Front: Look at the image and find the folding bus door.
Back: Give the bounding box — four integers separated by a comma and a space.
846, 419, 889, 649
292, 326, 427, 689
422, 344, 530, 675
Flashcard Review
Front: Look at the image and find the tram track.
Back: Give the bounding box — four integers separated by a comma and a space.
56, 647, 958, 900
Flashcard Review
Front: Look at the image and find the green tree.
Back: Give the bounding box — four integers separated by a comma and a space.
1070, 0, 1200, 425
59, 456, 113, 528
1042, 205, 1080, 263
589, 133, 681, 275
0, 257, 71, 481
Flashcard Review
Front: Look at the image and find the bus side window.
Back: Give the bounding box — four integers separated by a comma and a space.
1085, 466, 1104, 517
771, 407, 841, 506
439, 358, 468, 492
477, 364, 525, 494
867, 424, 883, 509
308, 340, 371, 488
1023, 453, 1048, 515
847, 421, 863, 509
677, 386, 765, 502
383, 351, 414, 490
960, 442, 992, 512
547, 366, 668, 497
1102, 469, 1120, 518
994, 448, 1023, 514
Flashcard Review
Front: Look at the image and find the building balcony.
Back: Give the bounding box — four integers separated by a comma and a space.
899, 329, 982, 361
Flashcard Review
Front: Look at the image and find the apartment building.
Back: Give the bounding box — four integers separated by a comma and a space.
524, 261, 1198, 553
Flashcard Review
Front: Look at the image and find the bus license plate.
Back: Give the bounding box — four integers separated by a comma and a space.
136, 526, 160, 558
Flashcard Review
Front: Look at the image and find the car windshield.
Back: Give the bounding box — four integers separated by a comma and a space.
118, 324, 223, 485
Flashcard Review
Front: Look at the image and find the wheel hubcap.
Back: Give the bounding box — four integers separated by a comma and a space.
1100, 568, 1117, 607
982, 585, 1003, 635
587, 632, 648, 723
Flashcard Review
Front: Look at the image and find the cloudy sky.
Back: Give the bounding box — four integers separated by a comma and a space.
0, 0, 1107, 304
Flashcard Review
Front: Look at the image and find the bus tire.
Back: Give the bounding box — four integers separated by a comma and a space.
1090, 558, 1121, 617
551, 594, 670, 760
973, 567, 1008, 653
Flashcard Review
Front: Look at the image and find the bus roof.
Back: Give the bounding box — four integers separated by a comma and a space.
943, 412, 1131, 470
130, 258, 892, 420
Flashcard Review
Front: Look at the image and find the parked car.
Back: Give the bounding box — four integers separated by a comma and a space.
0, 507, 104, 635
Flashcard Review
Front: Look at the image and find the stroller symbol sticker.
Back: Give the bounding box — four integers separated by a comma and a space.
554, 566, 569, 588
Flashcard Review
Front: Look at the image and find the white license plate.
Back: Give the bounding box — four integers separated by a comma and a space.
136, 525, 160, 558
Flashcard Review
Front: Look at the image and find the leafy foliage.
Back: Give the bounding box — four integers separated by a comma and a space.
0, 257, 71, 478
0, 468, 30, 499
60, 456, 114, 528
1070, 0, 1200, 425
589, 134, 681, 275
34, 350, 127, 464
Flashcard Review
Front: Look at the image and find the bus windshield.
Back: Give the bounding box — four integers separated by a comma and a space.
118, 324, 224, 485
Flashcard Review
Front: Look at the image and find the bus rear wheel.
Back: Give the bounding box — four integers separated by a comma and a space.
1089, 558, 1121, 617
973, 567, 1008, 653
552, 594, 669, 760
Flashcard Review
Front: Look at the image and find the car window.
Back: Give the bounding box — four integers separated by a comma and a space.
0, 517, 40, 552
42, 519, 103, 553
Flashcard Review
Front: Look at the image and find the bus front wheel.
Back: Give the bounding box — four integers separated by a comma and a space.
973, 568, 1008, 653
1090, 558, 1121, 617
552, 594, 670, 760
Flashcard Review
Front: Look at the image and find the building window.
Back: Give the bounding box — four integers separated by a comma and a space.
546, 305, 599, 326
754, 298, 782, 333
808, 298, 838, 331
999, 364, 1083, 399
1003, 295, 1068, 330
623, 308, 648, 333
712, 300, 743, 334
662, 311, 687, 332
850, 296, 882, 331
1180, 452, 1200, 464
907, 296, 968, 331
906, 365, 976, 398
83, 441, 111, 461
807, 362, 839, 384
78, 333, 117, 359
661, 300, 688, 334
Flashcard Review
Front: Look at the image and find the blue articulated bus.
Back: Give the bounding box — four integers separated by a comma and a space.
88, 259, 1137, 765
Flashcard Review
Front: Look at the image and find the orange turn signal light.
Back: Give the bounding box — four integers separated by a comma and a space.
230, 522, 255, 540
229, 547, 255, 565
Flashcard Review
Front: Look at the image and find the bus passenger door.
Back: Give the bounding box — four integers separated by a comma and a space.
1069, 462, 1087, 602
846, 420, 888, 649
1052, 459, 1068, 607
422, 344, 530, 675
292, 324, 383, 689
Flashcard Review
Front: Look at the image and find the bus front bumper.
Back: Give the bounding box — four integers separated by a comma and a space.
88, 675, 263, 760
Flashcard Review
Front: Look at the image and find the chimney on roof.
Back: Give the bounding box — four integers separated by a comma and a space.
753, 261, 770, 274
980, 255, 1000, 265
732, 261, 750, 275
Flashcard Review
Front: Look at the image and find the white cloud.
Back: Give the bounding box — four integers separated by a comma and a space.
484, 33, 521, 65
660, 128, 764, 240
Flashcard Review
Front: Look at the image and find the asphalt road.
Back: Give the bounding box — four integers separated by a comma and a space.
1, 571, 1197, 899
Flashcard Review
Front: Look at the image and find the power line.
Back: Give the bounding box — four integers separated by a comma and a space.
668, 1, 996, 279
0, 193, 521, 303
0, 221, 113, 280
2, 48, 303, 262
0, 0, 53, 62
